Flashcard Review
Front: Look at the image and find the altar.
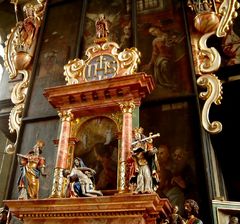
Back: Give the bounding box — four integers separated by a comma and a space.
4, 194, 171, 224
4, 16, 173, 224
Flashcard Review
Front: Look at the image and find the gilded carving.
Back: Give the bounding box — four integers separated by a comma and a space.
119, 161, 126, 192
64, 41, 141, 85
58, 110, 74, 122
216, 0, 240, 37
4, 0, 46, 153
50, 168, 65, 198
198, 32, 221, 74
187, 0, 239, 134
197, 74, 223, 134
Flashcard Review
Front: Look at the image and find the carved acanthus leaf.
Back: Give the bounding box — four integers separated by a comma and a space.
198, 32, 221, 74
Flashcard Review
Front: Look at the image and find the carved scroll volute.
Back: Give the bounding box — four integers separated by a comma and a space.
4, 0, 47, 154
187, 0, 240, 134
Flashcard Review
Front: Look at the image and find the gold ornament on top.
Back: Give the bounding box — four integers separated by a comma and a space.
4, 0, 46, 154
197, 74, 223, 134
187, 0, 240, 134
64, 14, 141, 85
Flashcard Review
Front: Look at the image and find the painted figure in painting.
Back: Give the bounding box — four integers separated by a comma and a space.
142, 25, 184, 90
95, 14, 109, 39
17, 140, 47, 199
156, 145, 196, 215
129, 127, 160, 194
182, 199, 203, 224
156, 145, 185, 215
65, 157, 103, 197
93, 141, 117, 190
229, 216, 239, 224
222, 25, 240, 66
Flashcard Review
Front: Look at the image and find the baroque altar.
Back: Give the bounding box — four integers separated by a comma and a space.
4, 16, 172, 224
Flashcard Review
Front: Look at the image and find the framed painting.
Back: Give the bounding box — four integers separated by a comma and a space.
136, 1, 194, 101
74, 116, 119, 192
140, 101, 207, 217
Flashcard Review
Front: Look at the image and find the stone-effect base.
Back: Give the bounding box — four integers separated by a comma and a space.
4, 193, 172, 224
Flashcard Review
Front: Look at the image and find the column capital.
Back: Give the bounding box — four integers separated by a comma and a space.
58, 109, 74, 122
119, 101, 135, 114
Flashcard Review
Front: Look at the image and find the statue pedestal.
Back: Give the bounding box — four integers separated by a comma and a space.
4, 194, 172, 224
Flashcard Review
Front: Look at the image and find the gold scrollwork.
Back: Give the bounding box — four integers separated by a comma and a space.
63, 58, 85, 85
64, 41, 141, 85
118, 47, 141, 75
4, 0, 46, 154
216, 0, 240, 37
197, 74, 223, 134
198, 32, 221, 74
188, 0, 239, 134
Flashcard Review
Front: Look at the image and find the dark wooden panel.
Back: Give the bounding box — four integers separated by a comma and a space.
27, 0, 82, 117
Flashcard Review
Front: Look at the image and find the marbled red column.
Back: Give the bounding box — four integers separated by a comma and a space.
51, 110, 73, 198
119, 102, 135, 193
121, 112, 132, 166
55, 120, 71, 168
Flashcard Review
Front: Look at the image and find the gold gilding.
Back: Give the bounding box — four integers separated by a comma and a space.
4, 0, 46, 153
188, 0, 239, 134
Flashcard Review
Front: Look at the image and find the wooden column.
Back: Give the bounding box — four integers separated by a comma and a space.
50, 109, 73, 198
118, 101, 135, 193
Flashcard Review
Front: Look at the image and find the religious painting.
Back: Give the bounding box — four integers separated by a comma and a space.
140, 101, 206, 216
74, 116, 119, 191
82, 0, 131, 56
137, 1, 194, 101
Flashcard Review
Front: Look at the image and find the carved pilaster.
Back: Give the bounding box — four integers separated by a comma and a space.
118, 101, 135, 193
50, 109, 74, 198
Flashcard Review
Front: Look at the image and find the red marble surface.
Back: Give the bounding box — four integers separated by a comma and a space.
4, 193, 172, 224
55, 120, 71, 168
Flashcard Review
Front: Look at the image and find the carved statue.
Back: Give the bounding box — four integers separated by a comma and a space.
95, 14, 109, 39
182, 199, 203, 224
64, 157, 103, 197
229, 216, 239, 224
187, 0, 213, 14
17, 140, 47, 199
128, 127, 160, 194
